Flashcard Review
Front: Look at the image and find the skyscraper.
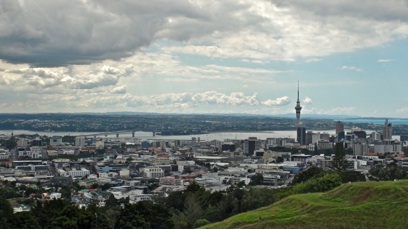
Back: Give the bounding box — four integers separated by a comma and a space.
297, 125, 306, 145
336, 121, 344, 135
383, 119, 392, 140
336, 121, 345, 141
243, 137, 262, 156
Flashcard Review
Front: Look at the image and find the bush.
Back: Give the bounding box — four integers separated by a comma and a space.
194, 219, 210, 228
279, 173, 342, 199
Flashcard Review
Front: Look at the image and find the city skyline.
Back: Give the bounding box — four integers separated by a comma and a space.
1, 1, 408, 117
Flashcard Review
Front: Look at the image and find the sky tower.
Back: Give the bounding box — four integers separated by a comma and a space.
295, 82, 302, 126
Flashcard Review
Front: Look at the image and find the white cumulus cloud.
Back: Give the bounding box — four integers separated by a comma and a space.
261, 96, 290, 106
303, 97, 312, 104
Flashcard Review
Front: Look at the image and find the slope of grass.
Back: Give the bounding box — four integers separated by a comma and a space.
201, 180, 408, 229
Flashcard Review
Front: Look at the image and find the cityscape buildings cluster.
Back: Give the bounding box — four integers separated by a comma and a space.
0, 86, 408, 212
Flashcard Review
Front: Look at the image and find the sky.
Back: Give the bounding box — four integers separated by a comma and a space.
1, 0, 408, 117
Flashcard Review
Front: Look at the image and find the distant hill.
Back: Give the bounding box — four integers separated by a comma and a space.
201, 180, 408, 229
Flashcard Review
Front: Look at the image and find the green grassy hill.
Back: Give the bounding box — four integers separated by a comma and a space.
201, 180, 408, 229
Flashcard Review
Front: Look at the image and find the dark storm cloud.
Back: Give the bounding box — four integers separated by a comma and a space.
0, 0, 194, 66
0, 0, 264, 67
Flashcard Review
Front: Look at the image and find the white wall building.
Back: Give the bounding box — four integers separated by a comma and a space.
353, 142, 368, 156
141, 167, 164, 178
30, 147, 43, 159
49, 136, 63, 146
67, 168, 90, 178
75, 136, 86, 147
120, 168, 130, 179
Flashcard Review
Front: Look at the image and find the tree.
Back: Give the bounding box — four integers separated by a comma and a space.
241, 187, 275, 212
4, 137, 17, 150
330, 143, 348, 173
276, 156, 284, 163
10, 212, 41, 229
171, 210, 189, 229
166, 191, 186, 211
0, 195, 13, 229
185, 181, 203, 193
369, 162, 408, 181
105, 194, 118, 208
293, 173, 342, 194
184, 194, 203, 227
115, 202, 173, 229
194, 219, 211, 228
249, 173, 263, 186
291, 166, 326, 185
340, 170, 366, 183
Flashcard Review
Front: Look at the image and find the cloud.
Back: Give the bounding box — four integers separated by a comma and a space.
377, 59, 396, 63
192, 91, 260, 106
261, 96, 290, 106
2, 64, 124, 90
396, 107, 408, 113
1, 0, 408, 67
326, 106, 356, 114
304, 58, 322, 63
340, 66, 363, 72
303, 97, 312, 104
241, 59, 269, 64
111, 85, 127, 94
42, 91, 291, 113
0, 0, 205, 66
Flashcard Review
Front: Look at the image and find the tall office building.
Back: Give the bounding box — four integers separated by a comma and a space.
383, 119, 392, 140
75, 136, 86, 147
336, 121, 345, 141
297, 125, 306, 145
243, 137, 262, 156
295, 82, 306, 145
32, 137, 42, 147
336, 121, 344, 135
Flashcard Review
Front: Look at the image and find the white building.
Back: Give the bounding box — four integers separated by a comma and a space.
120, 168, 130, 179
75, 136, 86, 147
96, 140, 105, 149
49, 136, 63, 146
353, 142, 368, 156
317, 140, 332, 150
307, 144, 315, 151
0, 150, 10, 160
30, 146, 43, 159
141, 167, 164, 178
67, 168, 90, 178
17, 138, 29, 147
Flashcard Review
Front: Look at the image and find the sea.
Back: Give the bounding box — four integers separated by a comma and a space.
337, 118, 408, 125
0, 129, 401, 141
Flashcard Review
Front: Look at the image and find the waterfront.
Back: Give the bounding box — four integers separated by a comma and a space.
0, 129, 330, 140
0, 129, 401, 141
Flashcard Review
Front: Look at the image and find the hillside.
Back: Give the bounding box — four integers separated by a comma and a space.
201, 180, 408, 229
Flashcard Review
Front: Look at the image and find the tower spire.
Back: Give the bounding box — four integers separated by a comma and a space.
297, 81, 300, 102
295, 81, 302, 126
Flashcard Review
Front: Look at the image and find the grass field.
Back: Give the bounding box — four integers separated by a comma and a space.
201, 180, 408, 229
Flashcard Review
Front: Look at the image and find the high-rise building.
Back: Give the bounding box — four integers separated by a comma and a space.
336, 121, 344, 134
32, 137, 42, 147
383, 119, 392, 140
75, 136, 86, 147
243, 137, 262, 156
297, 125, 306, 145
336, 121, 345, 141
306, 131, 313, 145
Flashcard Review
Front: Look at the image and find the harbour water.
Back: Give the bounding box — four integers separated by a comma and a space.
0, 129, 401, 141
0, 129, 330, 141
